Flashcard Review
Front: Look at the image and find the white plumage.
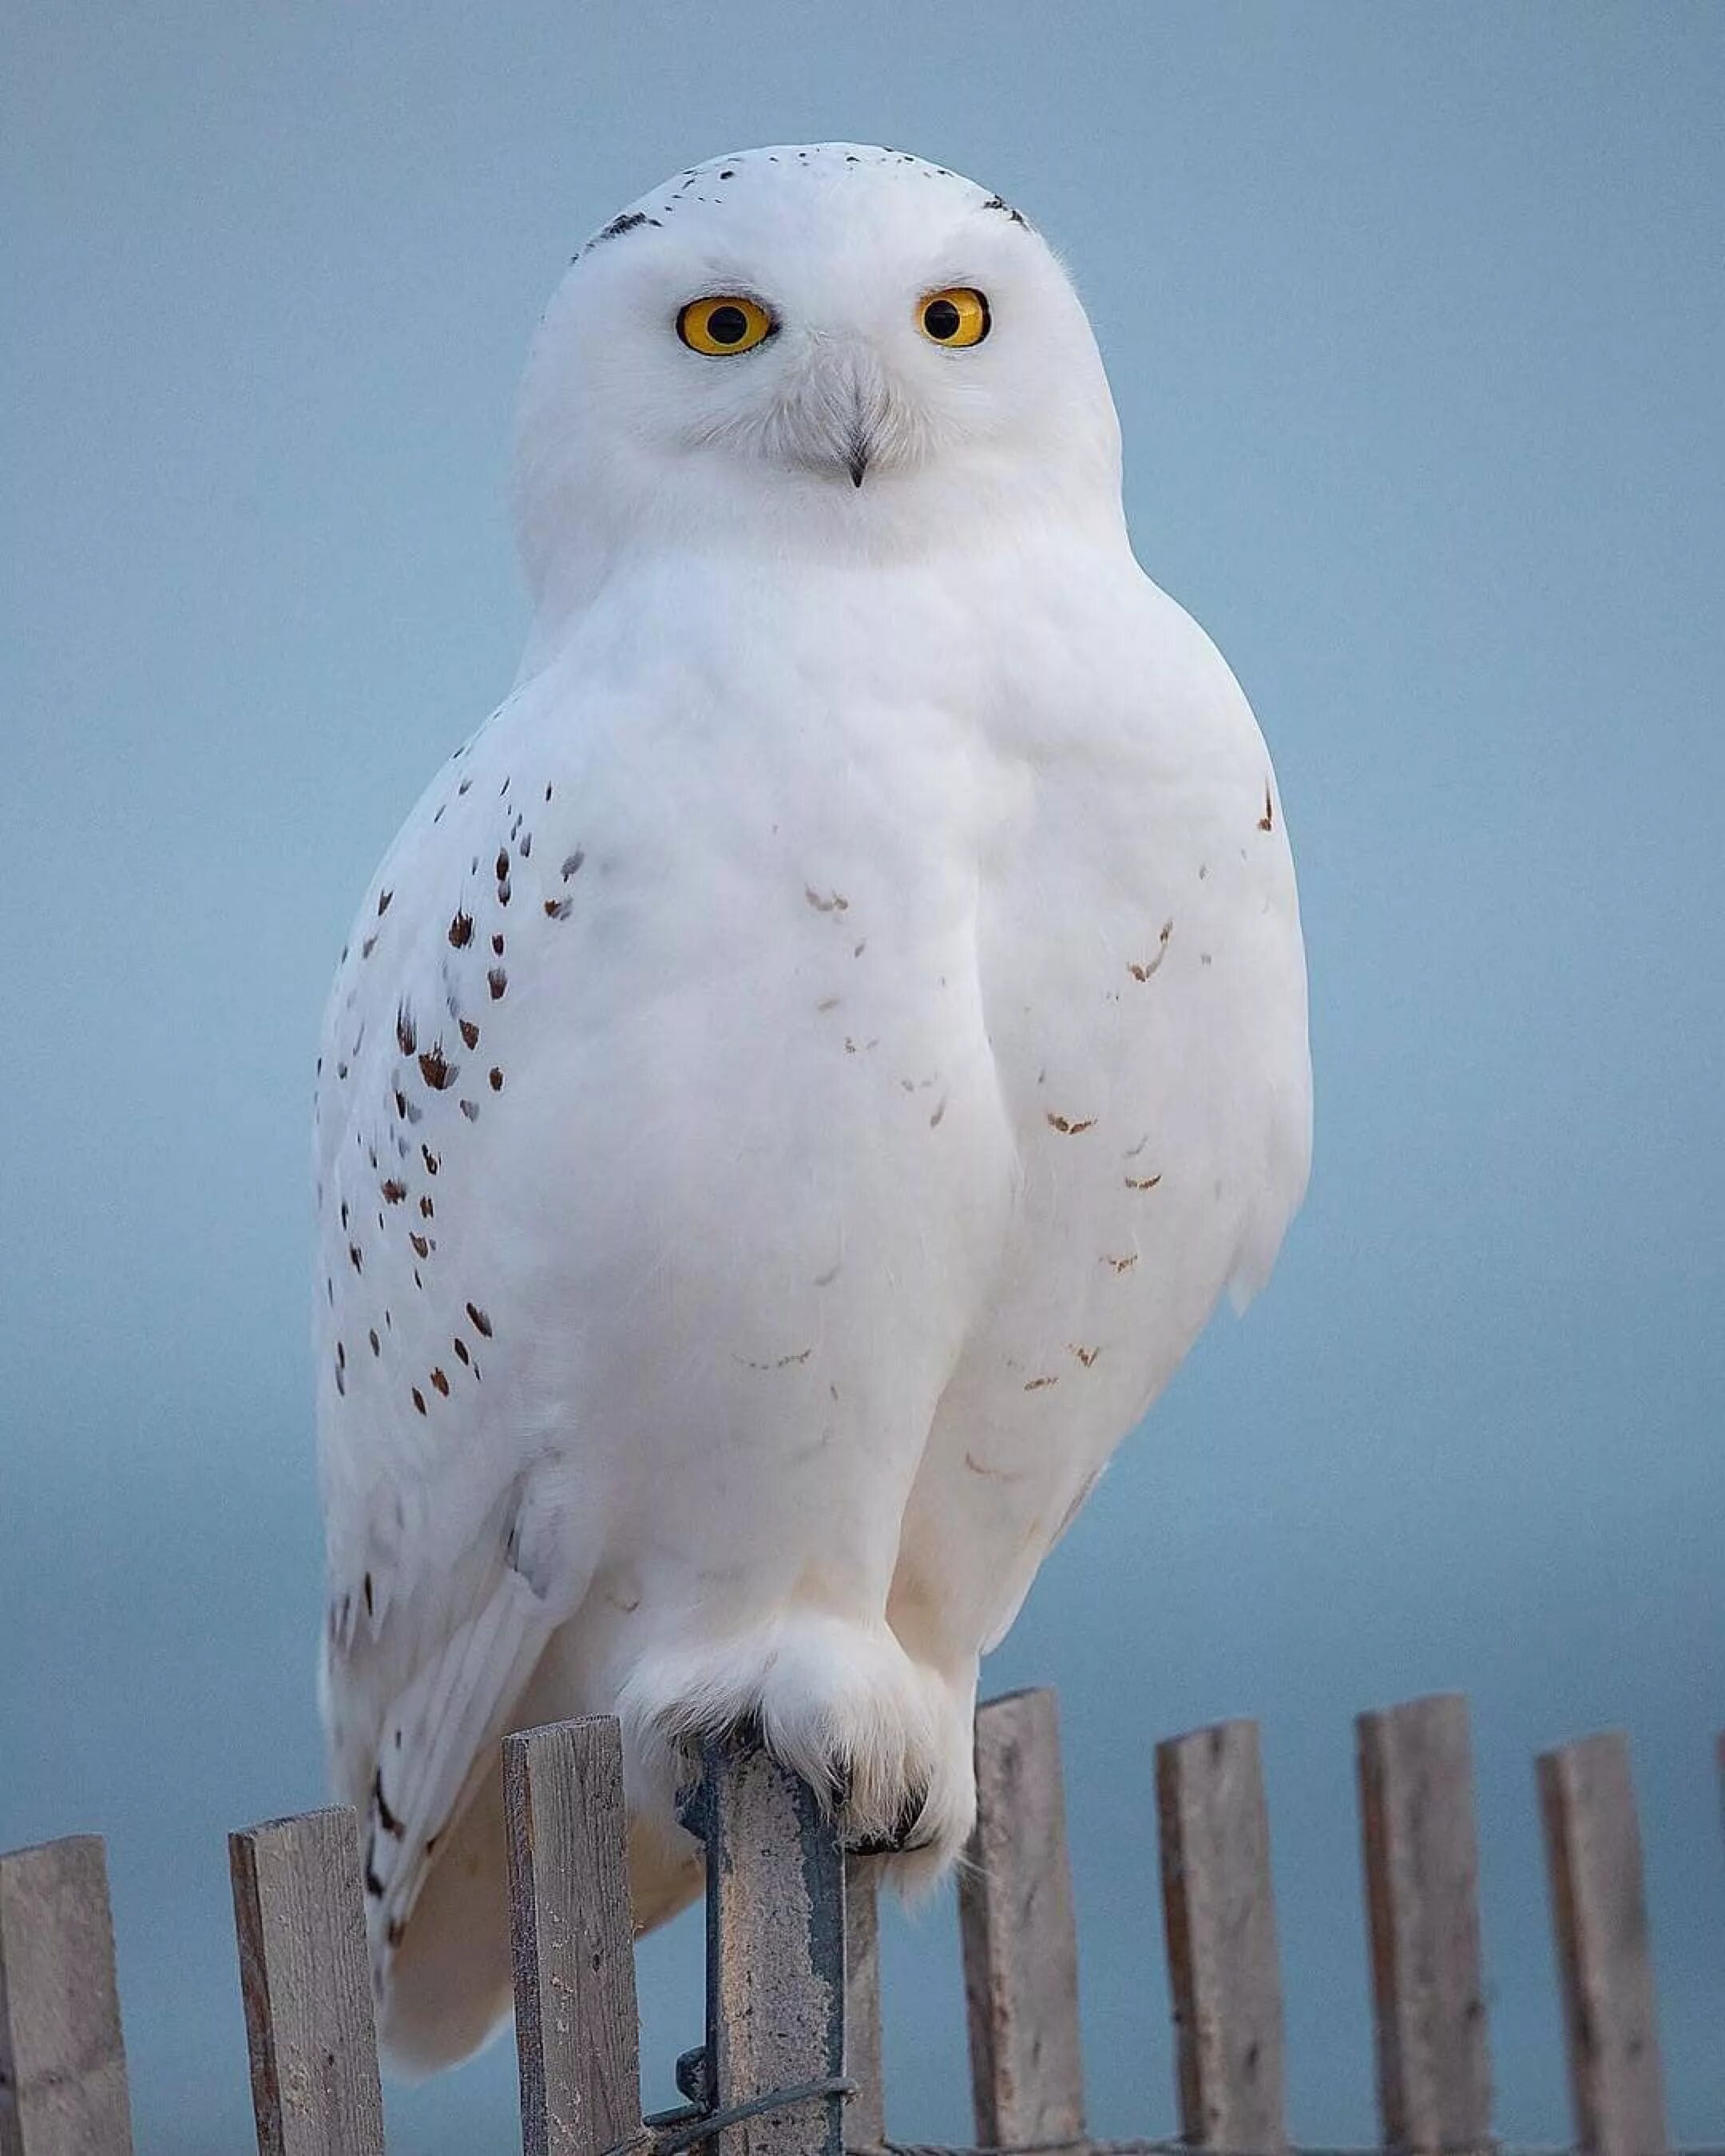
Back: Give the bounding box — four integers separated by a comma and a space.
313, 144, 1311, 2067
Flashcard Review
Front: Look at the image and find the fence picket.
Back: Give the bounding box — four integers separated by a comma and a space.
958, 1688, 1086, 2152
1716, 1731, 1724, 1849
696, 1730, 848, 2156
1156, 1718, 1287, 2154
228, 1805, 385, 2156
1356, 1692, 1493, 2154
1537, 1730, 1668, 2156
843, 1857, 886, 2149
504, 1717, 644, 2156
0, 1834, 134, 2156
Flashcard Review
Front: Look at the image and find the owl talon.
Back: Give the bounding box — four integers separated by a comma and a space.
842, 1782, 930, 1856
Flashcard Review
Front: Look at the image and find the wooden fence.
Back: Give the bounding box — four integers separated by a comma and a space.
0, 1690, 1716, 2156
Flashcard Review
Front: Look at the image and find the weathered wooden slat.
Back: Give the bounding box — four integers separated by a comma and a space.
504, 1717, 644, 2156
1537, 1730, 1668, 2156
0, 1834, 134, 2156
696, 1730, 847, 2156
1156, 1717, 1287, 2154
1356, 1692, 1493, 2153
843, 1856, 886, 2150
958, 1687, 1086, 2151
1717, 1731, 1724, 1850
228, 1805, 385, 2156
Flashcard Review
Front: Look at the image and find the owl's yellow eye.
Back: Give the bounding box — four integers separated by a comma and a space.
918, 287, 990, 347
676, 295, 775, 356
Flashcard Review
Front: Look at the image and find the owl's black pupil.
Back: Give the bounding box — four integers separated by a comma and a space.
708, 305, 750, 346
925, 298, 962, 341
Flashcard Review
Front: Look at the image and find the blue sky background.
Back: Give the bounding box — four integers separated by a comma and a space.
3, 5, 1722, 2150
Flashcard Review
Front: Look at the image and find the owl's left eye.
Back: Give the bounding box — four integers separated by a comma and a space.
918, 287, 990, 347
677, 295, 775, 356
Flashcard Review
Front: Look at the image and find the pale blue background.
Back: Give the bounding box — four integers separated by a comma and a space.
3, 6, 1722, 2150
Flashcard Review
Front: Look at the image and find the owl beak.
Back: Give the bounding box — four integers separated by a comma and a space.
800, 341, 892, 490
773, 339, 902, 489
842, 374, 881, 488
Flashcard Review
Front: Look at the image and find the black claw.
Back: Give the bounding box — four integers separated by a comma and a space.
841, 1782, 930, 1857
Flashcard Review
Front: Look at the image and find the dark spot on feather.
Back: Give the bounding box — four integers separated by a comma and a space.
453, 1337, 470, 1365
348, 1242, 363, 1273
466, 1301, 493, 1338
411, 1386, 426, 1415
545, 896, 572, 919
459, 1018, 480, 1049
376, 889, 393, 917
430, 1367, 450, 1397
488, 966, 507, 999
489, 1066, 504, 1091
460, 1099, 479, 1120
410, 1232, 430, 1258
449, 910, 473, 948
369, 1327, 380, 1354
418, 1047, 456, 1090
590, 209, 661, 246
381, 1178, 406, 1203
396, 1006, 416, 1056
562, 850, 585, 881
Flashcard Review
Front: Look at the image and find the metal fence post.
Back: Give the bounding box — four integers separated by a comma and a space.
692, 1730, 848, 2156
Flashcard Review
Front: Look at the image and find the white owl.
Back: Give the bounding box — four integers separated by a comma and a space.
313, 144, 1311, 2068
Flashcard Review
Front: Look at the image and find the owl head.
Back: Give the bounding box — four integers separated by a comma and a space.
514, 145, 1125, 624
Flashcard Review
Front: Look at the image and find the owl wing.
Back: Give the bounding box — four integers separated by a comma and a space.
312, 708, 595, 1979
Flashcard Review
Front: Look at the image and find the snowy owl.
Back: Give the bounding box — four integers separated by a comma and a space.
314, 144, 1311, 2067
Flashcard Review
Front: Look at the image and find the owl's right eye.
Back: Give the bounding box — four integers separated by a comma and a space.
677, 296, 775, 356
